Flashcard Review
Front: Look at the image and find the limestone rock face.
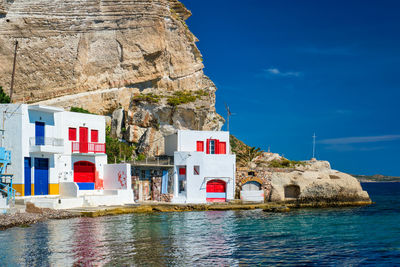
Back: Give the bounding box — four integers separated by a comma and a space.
268, 161, 370, 203
0, 0, 224, 156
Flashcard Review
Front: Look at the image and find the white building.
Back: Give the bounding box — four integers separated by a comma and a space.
165, 130, 236, 204
0, 104, 134, 209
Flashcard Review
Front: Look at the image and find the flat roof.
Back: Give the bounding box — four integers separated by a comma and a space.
28, 105, 64, 113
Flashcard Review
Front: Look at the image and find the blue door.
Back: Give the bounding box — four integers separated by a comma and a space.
34, 158, 49, 195
35, 122, 45, 145
24, 157, 31, 196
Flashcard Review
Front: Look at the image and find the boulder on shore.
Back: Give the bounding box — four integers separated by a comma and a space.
268, 160, 371, 203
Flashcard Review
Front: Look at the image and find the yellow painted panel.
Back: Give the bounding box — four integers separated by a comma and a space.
12, 184, 24, 197
49, 184, 59, 195
31, 184, 34, 196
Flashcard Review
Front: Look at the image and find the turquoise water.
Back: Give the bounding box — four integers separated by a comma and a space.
1, 183, 400, 266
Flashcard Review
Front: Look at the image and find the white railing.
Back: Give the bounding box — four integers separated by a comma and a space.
29, 137, 64, 147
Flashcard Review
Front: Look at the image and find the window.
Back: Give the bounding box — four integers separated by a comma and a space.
196, 141, 204, 152
248, 171, 255, 176
209, 140, 215, 154
91, 130, 98, 142
69, 128, 77, 141
194, 165, 200, 175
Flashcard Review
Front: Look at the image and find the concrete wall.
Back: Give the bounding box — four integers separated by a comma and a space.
173, 151, 236, 203
104, 164, 132, 190
177, 130, 230, 154
164, 133, 177, 156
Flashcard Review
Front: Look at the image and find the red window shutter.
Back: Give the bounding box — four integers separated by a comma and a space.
179, 168, 186, 175
206, 139, 210, 154
219, 142, 226, 154
196, 141, 204, 152
69, 128, 76, 141
91, 130, 98, 142
215, 139, 220, 154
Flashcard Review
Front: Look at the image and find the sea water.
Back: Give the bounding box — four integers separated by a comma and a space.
0, 183, 399, 266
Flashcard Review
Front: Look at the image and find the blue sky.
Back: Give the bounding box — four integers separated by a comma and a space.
180, 0, 400, 176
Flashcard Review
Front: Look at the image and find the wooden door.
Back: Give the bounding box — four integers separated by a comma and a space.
79, 127, 88, 153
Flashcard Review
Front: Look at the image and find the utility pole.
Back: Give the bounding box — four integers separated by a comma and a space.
10, 40, 19, 102
225, 103, 235, 132
312, 133, 316, 160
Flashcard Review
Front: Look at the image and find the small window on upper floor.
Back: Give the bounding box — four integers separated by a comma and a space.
248, 171, 255, 177
91, 130, 98, 142
209, 140, 215, 154
194, 165, 200, 175
196, 141, 204, 152
69, 128, 77, 141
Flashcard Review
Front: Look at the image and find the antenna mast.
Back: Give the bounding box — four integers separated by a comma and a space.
225, 103, 231, 132
312, 133, 316, 159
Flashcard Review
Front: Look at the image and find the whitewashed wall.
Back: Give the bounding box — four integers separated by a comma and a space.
174, 151, 236, 203
177, 130, 230, 153
104, 164, 132, 190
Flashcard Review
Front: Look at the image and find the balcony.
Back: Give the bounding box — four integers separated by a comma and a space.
72, 142, 106, 154
29, 137, 64, 154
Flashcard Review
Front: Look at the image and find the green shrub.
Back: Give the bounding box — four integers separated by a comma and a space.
268, 159, 306, 168
70, 107, 91, 114
105, 126, 135, 163
167, 91, 197, 107
135, 153, 146, 161
0, 86, 11, 103
132, 93, 160, 104
194, 89, 208, 97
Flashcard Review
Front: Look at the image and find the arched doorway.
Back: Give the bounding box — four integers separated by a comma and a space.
284, 185, 300, 199
240, 180, 264, 202
242, 181, 261, 191
74, 161, 96, 183
206, 179, 226, 202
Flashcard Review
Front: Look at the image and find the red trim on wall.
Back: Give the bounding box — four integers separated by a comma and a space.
206, 139, 210, 154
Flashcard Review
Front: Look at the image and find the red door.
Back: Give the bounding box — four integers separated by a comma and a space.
79, 127, 88, 153
74, 161, 95, 183
206, 180, 226, 202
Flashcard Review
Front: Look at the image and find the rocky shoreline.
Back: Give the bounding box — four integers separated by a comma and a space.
0, 200, 372, 230
0, 203, 79, 230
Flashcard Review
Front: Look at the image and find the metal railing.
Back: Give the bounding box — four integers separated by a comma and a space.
0, 174, 15, 206
131, 156, 174, 166
71, 142, 106, 154
30, 137, 64, 147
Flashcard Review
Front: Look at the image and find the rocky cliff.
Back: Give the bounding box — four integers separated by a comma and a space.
0, 0, 223, 155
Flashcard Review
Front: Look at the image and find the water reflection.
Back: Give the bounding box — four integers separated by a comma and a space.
0, 184, 399, 266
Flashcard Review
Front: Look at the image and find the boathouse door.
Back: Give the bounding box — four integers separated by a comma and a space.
34, 158, 49, 195
24, 157, 31, 196
206, 179, 226, 202
74, 161, 96, 190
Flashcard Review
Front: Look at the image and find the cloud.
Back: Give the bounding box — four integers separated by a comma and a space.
324, 144, 386, 152
319, 135, 400, 145
264, 68, 302, 78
